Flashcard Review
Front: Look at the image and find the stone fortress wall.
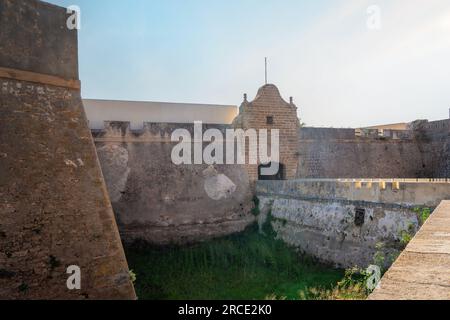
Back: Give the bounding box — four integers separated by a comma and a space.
256, 179, 450, 268
265, 119, 450, 267
2, 0, 449, 300
0, 0, 135, 299
92, 122, 255, 245
297, 119, 450, 179
89, 85, 450, 269
90, 81, 450, 261
418, 119, 450, 178
90, 84, 302, 245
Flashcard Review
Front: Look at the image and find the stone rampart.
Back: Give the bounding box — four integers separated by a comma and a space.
256, 179, 450, 268
0, 0, 135, 299
92, 122, 255, 245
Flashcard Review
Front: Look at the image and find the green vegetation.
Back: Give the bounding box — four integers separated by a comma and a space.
369, 207, 434, 276
129, 270, 137, 285
18, 283, 29, 293
125, 224, 344, 300
399, 225, 415, 247
251, 196, 260, 217
414, 207, 432, 226
372, 242, 399, 273
269, 267, 373, 300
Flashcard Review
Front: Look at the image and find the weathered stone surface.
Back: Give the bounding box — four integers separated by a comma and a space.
298, 137, 428, 179
257, 180, 450, 208
0, 0, 135, 300
370, 201, 450, 300
93, 122, 254, 245
203, 166, 237, 201
0, 78, 135, 299
257, 180, 450, 268
0, 0, 78, 79
297, 120, 450, 179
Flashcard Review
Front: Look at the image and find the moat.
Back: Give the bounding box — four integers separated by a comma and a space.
125, 225, 345, 300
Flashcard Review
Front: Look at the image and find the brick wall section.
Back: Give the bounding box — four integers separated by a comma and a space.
233, 84, 300, 181
0, 0, 135, 299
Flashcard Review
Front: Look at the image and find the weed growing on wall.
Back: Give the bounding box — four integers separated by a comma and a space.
129, 270, 137, 285
397, 207, 432, 249
414, 207, 432, 226
399, 225, 415, 247
251, 196, 261, 217
372, 242, 399, 273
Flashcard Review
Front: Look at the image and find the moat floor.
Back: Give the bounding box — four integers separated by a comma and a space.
125, 226, 344, 300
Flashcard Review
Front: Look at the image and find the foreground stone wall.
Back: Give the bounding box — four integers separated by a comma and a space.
93, 122, 255, 245
0, 0, 135, 299
256, 180, 450, 268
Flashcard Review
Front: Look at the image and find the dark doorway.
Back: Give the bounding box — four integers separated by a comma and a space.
354, 208, 366, 227
258, 162, 285, 181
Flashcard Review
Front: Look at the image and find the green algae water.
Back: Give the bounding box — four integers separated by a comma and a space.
125, 224, 344, 300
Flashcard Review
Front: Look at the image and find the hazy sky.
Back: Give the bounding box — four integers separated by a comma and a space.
48, 0, 450, 127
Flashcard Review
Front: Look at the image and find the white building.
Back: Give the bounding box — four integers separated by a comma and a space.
84, 99, 239, 130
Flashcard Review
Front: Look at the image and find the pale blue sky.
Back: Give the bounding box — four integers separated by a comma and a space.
47, 0, 450, 127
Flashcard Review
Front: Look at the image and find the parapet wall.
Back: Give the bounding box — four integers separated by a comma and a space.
0, 0, 135, 300
84, 99, 238, 130
92, 122, 255, 245
416, 119, 450, 178
256, 179, 450, 267
421, 119, 450, 140
299, 128, 356, 140
297, 123, 449, 179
